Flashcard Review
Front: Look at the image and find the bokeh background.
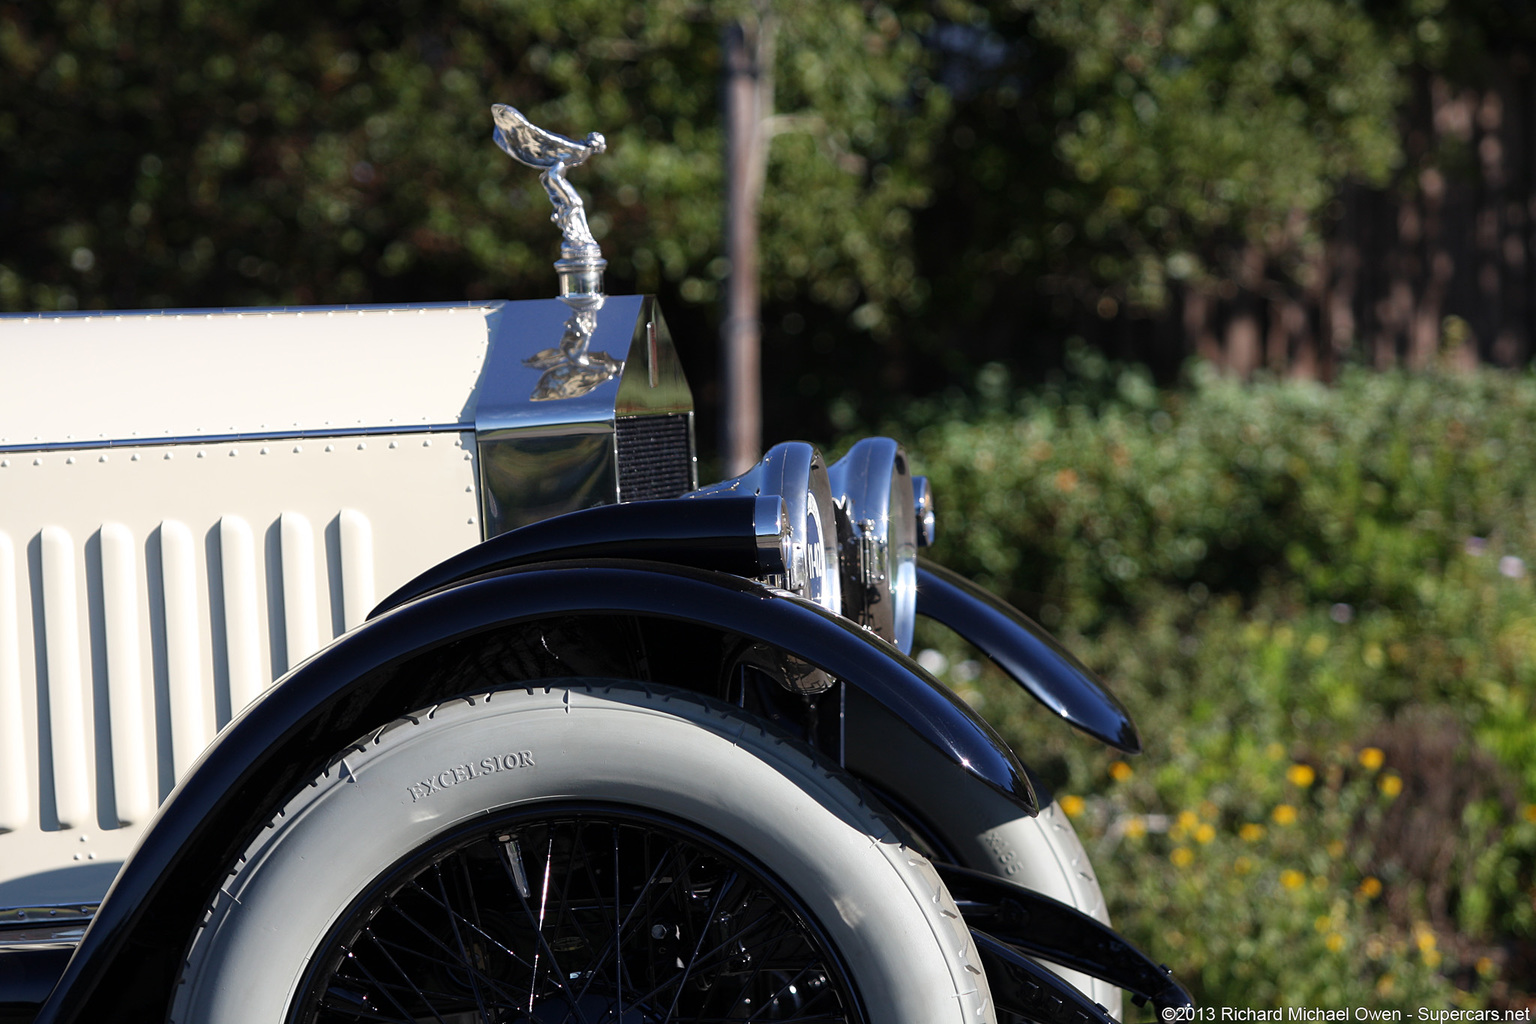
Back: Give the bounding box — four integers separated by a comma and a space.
4, 0, 1536, 1012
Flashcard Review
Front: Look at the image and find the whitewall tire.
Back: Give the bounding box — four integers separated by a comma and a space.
172, 681, 996, 1024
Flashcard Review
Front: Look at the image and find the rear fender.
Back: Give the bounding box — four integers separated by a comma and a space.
35, 559, 1032, 1024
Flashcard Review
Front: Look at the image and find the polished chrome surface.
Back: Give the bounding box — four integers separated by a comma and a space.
690, 442, 842, 617
752, 494, 794, 578
523, 303, 623, 400
492, 103, 608, 303
913, 475, 936, 547
474, 295, 696, 537
829, 438, 919, 653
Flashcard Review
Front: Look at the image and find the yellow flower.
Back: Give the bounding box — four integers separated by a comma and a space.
1422, 949, 1442, 968
1109, 761, 1133, 783
1234, 856, 1254, 875
1195, 823, 1216, 844
1358, 876, 1382, 899
1327, 840, 1345, 859
1239, 823, 1266, 842
1060, 794, 1086, 818
1414, 924, 1437, 953
1272, 804, 1298, 826
1170, 847, 1194, 867
1476, 957, 1496, 978
1176, 809, 1199, 833
1376, 974, 1395, 998
1280, 869, 1305, 890
1359, 747, 1385, 771
1379, 773, 1403, 798
1287, 763, 1316, 788
1326, 932, 1346, 953
1314, 915, 1332, 933
1522, 804, 1536, 825
1124, 816, 1147, 840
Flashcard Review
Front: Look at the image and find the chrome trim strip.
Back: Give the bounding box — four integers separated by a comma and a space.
0, 422, 469, 455
0, 904, 97, 926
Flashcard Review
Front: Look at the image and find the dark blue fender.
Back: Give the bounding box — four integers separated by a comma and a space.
34, 559, 1033, 1024
937, 863, 1193, 1014
917, 559, 1141, 753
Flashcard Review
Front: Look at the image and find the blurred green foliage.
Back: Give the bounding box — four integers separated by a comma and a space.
893, 362, 1536, 1010
0, 0, 939, 319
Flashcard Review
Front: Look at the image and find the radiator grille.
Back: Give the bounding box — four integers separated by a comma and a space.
616, 413, 695, 502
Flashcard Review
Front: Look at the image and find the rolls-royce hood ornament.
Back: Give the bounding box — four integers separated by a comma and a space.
492, 103, 607, 306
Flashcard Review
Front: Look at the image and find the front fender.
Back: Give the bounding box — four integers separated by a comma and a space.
917, 559, 1140, 753
36, 559, 1032, 1024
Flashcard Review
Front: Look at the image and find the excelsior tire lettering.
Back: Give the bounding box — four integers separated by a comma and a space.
407, 750, 537, 801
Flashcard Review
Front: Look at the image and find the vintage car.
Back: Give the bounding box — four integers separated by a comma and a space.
0, 105, 1189, 1023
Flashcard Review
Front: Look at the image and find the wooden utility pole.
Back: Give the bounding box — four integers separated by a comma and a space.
721, 16, 773, 477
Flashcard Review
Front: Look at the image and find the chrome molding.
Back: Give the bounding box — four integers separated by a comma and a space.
0, 904, 96, 929
0, 422, 468, 456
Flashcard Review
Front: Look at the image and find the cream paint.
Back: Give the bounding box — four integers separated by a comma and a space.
0, 433, 481, 908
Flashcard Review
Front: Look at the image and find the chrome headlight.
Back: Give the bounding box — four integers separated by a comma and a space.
690, 441, 843, 615
828, 437, 919, 653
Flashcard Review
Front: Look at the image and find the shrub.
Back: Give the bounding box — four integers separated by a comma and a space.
877, 360, 1536, 1012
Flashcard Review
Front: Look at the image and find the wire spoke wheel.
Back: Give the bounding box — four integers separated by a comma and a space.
294, 806, 858, 1024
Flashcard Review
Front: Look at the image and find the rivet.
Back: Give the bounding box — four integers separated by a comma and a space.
293, 445, 302, 453
197, 451, 205, 459
325, 445, 334, 453
467, 517, 476, 524
32, 458, 40, 466
357, 442, 366, 450
66, 456, 75, 464
388, 441, 398, 449
228, 449, 238, 457
99, 454, 107, 462
131, 453, 140, 461
0, 460, 7, 468
423, 440, 431, 447
259, 447, 270, 455
164, 452, 173, 460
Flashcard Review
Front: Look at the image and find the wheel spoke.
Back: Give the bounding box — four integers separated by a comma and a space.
299, 808, 857, 1023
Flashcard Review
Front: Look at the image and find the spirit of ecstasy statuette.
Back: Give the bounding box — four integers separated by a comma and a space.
492, 103, 607, 307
